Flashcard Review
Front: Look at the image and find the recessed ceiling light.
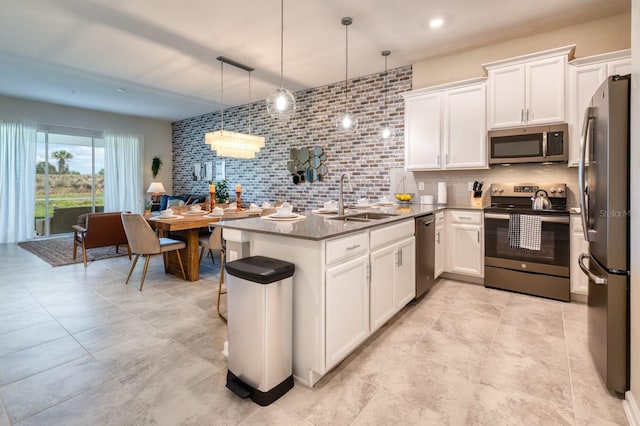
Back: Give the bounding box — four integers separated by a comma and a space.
429, 18, 444, 28
116, 88, 127, 92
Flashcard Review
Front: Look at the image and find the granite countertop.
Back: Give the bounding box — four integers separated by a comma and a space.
214, 203, 487, 241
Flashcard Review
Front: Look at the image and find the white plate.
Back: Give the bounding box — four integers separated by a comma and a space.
316, 207, 338, 214
374, 202, 396, 206
353, 204, 372, 209
270, 212, 298, 219
154, 215, 183, 220
205, 213, 223, 218
186, 210, 206, 215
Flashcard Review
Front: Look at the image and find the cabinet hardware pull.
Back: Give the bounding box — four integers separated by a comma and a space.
477, 230, 480, 243
459, 216, 472, 220
399, 248, 403, 267
526, 109, 530, 122
437, 154, 440, 165
437, 231, 440, 244
366, 263, 371, 282
346, 244, 360, 251
445, 154, 449, 165
521, 109, 524, 123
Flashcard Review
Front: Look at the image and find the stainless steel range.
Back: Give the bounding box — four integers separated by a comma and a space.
484, 183, 570, 301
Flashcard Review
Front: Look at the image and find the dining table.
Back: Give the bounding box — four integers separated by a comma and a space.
147, 209, 263, 281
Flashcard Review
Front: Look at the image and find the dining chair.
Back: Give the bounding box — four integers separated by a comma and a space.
199, 225, 227, 322
121, 213, 186, 291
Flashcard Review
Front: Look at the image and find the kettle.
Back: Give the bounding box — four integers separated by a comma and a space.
531, 189, 552, 210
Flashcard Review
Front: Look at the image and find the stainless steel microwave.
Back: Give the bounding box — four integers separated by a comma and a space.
488, 123, 568, 165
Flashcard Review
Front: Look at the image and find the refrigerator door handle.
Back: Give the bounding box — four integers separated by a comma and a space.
578, 253, 606, 285
578, 106, 596, 242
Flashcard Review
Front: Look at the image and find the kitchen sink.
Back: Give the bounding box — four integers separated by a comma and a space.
329, 212, 399, 222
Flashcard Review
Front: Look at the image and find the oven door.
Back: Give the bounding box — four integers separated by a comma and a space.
484, 212, 570, 277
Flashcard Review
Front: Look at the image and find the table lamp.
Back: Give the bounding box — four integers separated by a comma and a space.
146, 182, 166, 203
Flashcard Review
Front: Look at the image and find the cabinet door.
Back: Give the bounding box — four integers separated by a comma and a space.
370, 245, 396, 333
444, 84, 487, 169
435, 222, 444, 279
607, 58, 631, 76
525, 56, 566, 125
404, 93, 442, 170
449, 223, 483, 277
325, 254, 369, 370
568, 63, 606, 166
570, 216, 589, 295
395, 237, 416, 309
488, 64, 526, 129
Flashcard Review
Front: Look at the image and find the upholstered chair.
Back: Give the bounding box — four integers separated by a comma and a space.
121, 213, 186, 291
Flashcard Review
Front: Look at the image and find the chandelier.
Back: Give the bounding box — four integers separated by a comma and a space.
205, 56, 265, 159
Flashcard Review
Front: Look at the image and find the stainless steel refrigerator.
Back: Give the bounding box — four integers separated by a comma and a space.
578, 75, 630, 395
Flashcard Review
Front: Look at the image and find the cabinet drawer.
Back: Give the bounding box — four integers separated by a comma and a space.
326, 232, 369, 265
370, 220, 414, 250
449, 210, 482, 225
436, 211, 445, 223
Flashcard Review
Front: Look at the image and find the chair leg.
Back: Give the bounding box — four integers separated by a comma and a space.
175, 250, 186, 281
81, 239, 88, 268
217, 250, 227, 322
209, 249, 215, 266
140, 255, 151, 291
126, 244, 132, 260
198, 246, 206, 265
72, 234, 78, 260
126, 254, 140, 285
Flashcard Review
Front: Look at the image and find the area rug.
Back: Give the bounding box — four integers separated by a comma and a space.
18, 236, 128, 267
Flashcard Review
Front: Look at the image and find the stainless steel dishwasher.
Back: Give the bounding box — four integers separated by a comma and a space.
415, 214, 436, 298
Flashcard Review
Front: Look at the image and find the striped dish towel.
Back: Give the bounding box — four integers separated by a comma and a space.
519, 214, 542, 251
509, 214, 520, 249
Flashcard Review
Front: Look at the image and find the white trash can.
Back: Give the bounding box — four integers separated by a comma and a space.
225, 255, 295, 406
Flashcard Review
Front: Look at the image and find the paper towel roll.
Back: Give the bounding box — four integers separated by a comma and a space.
437, 182, 447, 205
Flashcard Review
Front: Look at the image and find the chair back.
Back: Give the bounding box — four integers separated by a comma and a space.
84, 212, 128, 249
121, 213, 161, 255
208, 226, 223, 251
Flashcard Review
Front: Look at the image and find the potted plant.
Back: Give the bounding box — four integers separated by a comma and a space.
151, 156, 163, 178
215, 179, 229, 203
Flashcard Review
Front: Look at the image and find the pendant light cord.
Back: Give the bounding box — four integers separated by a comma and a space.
344, 21, 349, 105
384, 54, 388, 126
220, 61, 224, 131
248, 70, 252, 133
280, 0, 284, 88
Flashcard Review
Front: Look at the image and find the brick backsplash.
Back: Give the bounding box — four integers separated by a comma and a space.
172, 66, 412, 210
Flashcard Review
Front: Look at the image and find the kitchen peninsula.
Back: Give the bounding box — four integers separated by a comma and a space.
215, 203, 481, 387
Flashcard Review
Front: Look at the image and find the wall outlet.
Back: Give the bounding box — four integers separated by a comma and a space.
418, 181, 424, 191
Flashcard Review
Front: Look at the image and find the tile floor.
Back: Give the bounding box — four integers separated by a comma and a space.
0, 242, 628, 425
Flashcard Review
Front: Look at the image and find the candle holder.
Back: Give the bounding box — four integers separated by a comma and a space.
236, 191, 242, 211
209, 185, 216, 211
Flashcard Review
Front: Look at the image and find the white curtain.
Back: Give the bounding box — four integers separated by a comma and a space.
104, 132, 142, 213
0, 121, 37, 243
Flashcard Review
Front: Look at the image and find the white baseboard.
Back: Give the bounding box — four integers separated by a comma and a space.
624, 390, 640, 426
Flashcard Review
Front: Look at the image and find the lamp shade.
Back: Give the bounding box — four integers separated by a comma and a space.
146, 182, 166, 193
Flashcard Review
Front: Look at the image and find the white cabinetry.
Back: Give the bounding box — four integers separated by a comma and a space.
484, 45, 574, 129
403, 78, 487, 171
567, 50, 631, 166
326, 253, 369, 370
446, 210, 483, 278
370, 220, 415, 333
434, 211, 445, 279
570, 215, 589, 296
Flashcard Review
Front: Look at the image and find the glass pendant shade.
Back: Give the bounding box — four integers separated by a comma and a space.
336, 111, 358, 131
379, 125, 395, 140
267, 87, 296, 119
267, 0, 296, 120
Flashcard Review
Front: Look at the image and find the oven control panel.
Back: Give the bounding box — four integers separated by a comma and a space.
490, 183, 566, 198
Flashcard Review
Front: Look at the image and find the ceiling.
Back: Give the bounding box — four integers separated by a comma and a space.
0, 0, 630, 122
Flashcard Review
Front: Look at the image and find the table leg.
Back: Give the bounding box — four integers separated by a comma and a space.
165, 229, 201, 282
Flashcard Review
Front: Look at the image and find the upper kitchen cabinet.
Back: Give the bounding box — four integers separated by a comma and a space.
403, 78, 487, 171
484, 45, 575, 129
567, 49, 630, 167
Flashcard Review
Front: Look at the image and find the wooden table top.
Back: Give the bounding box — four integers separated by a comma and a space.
147, 209, 264, 232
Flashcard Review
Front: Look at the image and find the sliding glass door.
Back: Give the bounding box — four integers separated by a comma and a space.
35, 128, 104, 237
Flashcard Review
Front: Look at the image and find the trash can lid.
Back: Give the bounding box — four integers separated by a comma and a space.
225, 256, 295, 284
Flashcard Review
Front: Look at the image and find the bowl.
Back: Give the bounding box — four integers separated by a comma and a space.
276, 204, 293, 216
394, 192, 414, 203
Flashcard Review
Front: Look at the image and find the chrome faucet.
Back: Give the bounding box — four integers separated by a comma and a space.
339, 173, 353, 216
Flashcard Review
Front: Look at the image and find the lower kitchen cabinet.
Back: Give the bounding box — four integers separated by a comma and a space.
325, 253, 370, 370
434, 211, 445, 279
570, 215, 589, 296
446, 210, 483, 278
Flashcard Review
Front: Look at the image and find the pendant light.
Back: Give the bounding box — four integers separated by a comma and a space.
336, 17, 358, 131
379, 50, 395, 141
266, 0, 296, 120
205, 56, 265, 159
